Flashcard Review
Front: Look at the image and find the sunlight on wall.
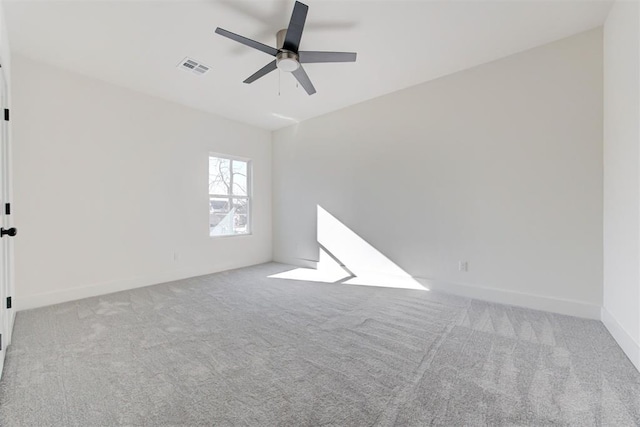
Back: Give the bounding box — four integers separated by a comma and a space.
269, 205, 427, 291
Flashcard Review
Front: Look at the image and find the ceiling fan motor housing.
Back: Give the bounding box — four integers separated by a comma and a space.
275, 29, 300, 72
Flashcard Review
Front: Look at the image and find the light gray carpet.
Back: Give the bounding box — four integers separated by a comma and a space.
0, 262, 638, 426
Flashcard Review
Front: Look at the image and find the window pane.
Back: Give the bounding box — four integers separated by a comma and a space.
209, 197, 249, 236
209, 157, 231, 196
209, 197, 232, 236
232, 198, 249, 234
232, 160, 248, 196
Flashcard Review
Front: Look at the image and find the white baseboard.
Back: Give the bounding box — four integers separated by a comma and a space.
16, 259, 271, 312
272, 257, 601, 319
272, 255, 318, 269
416, 277, 602, 319
19, 258, 601, 320
601, 307, 640, 372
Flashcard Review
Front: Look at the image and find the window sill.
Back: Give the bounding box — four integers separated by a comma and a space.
209, 233, 253, 239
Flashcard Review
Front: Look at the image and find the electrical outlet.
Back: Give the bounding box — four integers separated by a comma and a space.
458, 261, 468, 272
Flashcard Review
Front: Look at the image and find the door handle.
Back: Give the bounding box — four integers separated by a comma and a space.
0, 227, 16, 237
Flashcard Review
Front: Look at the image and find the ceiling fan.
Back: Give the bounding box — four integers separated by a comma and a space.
215, 1, 357, 95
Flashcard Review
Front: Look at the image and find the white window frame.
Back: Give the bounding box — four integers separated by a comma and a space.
208, 153, 252, 238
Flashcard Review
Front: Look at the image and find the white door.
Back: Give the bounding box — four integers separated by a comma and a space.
0, 61, 14, 378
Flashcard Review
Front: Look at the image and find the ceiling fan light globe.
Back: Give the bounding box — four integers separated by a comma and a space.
277, 58, 300, 72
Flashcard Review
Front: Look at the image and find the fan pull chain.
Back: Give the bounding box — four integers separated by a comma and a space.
278, 70, 281, 96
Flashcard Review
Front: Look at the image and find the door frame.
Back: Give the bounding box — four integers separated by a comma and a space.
0, 56, 14, 377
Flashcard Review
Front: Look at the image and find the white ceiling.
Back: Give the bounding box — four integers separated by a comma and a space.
5, 0, 612, 130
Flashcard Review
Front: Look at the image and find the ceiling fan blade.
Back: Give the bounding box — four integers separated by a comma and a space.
283, 1, 308, 52
292, 65, 316, 95
215, 27, 278, 56
298, 51, 357, 64
243, 60, 278, 84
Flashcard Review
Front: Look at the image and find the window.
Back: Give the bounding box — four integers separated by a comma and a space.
209, 155, 251, 237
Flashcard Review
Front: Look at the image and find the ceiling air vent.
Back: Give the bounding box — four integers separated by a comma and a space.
177, 57, 211, 76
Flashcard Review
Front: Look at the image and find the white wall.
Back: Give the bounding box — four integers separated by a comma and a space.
602, 0, 640, 371
273, 29, 603, 319
12, 55, 272, 310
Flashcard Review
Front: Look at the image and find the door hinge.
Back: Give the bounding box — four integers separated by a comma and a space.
6, 296, 11, 309
5, 203, 10, 215
3, 109, 8, 121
